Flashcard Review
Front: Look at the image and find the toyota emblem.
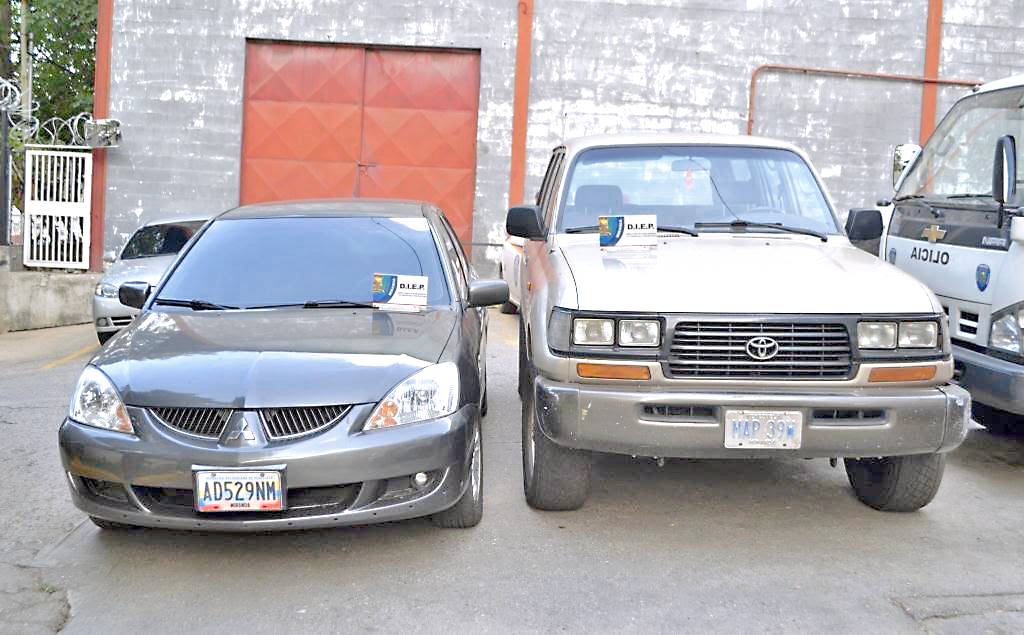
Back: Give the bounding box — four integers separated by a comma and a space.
746, 336, 779, 361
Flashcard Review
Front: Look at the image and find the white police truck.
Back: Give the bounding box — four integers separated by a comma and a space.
869, 74, 1024, 434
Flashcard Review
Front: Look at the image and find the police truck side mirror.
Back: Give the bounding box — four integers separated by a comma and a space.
993, 135, 1017, 205
506, 205, 545, 241
846, 209, 883, 241
892, 143, 921, 189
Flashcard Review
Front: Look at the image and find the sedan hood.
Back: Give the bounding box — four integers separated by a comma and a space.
102, 255, 178, 287
93, 308, 457, 408
558, 234, 938, 314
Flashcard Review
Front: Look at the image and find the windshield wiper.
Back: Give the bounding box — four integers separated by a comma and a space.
153, 298, 238, 311
302, 300, 375, 309
892, 194, 943, 217
694, 220, 827, 242
564, 224, 698, 237
945, 193, 995, 199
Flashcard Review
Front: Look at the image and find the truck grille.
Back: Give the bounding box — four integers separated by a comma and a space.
667, 321, 852, 380
151, 407, 232, 439
259, 405, 350, 440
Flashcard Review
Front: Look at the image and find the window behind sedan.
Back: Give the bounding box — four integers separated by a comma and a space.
120, 221, 205, 259
156, 216, 452, 309
558, 146, 838, 235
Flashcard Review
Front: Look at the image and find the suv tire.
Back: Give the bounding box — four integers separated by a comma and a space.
431, 419, 483, 528
522, 388, 591, 511
518, 316, 532, 401
844, 453, 944, 512
972, 403, 1020, 436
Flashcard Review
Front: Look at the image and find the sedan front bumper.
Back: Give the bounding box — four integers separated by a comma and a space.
92, 294, 137, 335
953, 342, 1024, 415
534, 376, 970, 459
59, 404, 476, 531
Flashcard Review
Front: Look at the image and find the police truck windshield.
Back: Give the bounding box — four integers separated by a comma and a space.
557, 145, 839, 236
898, 86, 1024, 204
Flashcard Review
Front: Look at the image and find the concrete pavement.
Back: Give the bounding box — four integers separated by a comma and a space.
1, 314, 1023, 633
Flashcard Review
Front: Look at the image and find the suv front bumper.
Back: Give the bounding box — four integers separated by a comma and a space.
533, 376, 970, 459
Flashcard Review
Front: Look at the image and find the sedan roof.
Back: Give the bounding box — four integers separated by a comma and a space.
217, 199, 430, 220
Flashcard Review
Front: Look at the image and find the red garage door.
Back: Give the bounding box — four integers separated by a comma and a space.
240, 41, 481, 245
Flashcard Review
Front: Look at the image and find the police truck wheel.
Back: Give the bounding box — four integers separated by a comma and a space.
522, 390, 591, 511
972, 403, 1021, 436
844, 453, 945, 512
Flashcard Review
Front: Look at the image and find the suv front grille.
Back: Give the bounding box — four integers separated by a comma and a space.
151, 407, 232, 439
667, 321, 852, 380
259, 406, 351, 440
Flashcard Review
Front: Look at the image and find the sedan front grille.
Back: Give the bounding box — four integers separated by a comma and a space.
151, 407, 232, 439
667, 321, 852, 380
259, 405, 350, 440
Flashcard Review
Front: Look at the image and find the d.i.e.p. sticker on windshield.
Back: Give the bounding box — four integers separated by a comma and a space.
599, 215, 657, 248
372, 273, 428, 312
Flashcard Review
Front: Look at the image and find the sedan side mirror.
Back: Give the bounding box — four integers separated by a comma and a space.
467, 279, 509, 308
102, 250, 117, 264
892, 143, 921, 189
506, 205, 545, 241
846, 209, 883, 241
118, 281, 152, 309
993, 135, 1017, 205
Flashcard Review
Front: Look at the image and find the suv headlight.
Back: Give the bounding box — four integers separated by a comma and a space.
69, 366, 134, 434
553, 310, 662, 349
364, 362, 459, 431
573, 318, 614, 345
989, 304, 1024, 355
95, 282, 118, 298
858, 320, 939, 349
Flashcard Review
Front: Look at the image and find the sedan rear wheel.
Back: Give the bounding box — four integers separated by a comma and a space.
431, 420, 483, 528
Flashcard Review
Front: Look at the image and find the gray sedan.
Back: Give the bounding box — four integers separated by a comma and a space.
93, 219, 207, 343
60, 199, 507, 531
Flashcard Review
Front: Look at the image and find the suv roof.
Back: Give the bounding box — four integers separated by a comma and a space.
558, 133, 803, 156
218, 199, 430, 220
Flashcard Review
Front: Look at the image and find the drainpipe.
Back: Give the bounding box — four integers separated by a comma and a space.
919, 0, 944, 144
508, 0, 534, 207
90, 0, 114, 272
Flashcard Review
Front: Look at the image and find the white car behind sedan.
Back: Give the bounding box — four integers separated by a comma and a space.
498, 234, 524, 313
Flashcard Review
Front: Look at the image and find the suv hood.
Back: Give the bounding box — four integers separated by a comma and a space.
93, 308, 457, 408
558, 234, 938, 314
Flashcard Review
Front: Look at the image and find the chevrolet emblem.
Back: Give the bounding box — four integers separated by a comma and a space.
921, 224, 947, 243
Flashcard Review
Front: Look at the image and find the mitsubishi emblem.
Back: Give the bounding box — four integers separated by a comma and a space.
921, 224, 947, 243
225, 419, 256, 442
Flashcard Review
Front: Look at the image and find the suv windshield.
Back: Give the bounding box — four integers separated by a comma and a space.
120, 221, 205, 259
557, 145, 838, 235
898, 86, 1024, 203
156, 216, 452, 309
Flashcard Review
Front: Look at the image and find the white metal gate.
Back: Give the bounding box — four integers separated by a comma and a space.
22, 147, 92, 269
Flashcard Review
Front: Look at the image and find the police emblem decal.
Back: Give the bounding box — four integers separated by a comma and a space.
976, 264, 991, 292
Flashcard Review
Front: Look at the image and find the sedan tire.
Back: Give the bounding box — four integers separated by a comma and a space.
97, 332, 114, 345
431, 419, 483, 528
844, 453, 944, 512
522, 388, 591, 511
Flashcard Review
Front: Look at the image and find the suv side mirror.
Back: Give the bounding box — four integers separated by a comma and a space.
118, 281, 151, 309
846, 209, 883, 241
467, 279, 509, 308
994, 135, 1017, 204
506, 205, 545, 240
892, 143, 921, 189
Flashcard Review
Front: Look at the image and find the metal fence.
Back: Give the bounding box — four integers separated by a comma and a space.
22, 147, 92, 269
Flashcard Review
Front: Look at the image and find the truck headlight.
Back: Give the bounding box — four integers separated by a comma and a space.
94, 282, 118, 298
573, 318, 614, 345
364, 362, 459, 431
69, 366, 134, 434
857, 322, 897, 349
618, 320, 660, 346
989, 305, 1024, 355
897, 321, 938, 348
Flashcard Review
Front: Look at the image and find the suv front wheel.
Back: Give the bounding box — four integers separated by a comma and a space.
844, 453, 945, 512
522, 384, 591, 510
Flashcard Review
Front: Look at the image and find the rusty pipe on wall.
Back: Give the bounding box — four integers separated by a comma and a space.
746, 64, 979, 136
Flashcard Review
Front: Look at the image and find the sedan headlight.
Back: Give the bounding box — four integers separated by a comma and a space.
364, 362, 459, 431
618, 320, 660, 346
989, 305, 1024, 355
69, 366, 134, 434
95, 282, 118, 298
857, 322, 897, 349
573, 318, 614, 345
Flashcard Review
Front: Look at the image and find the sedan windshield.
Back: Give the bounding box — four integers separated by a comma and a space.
120, 221, 205, 259
156, 216, 451, 309
557, 146, 838, 235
